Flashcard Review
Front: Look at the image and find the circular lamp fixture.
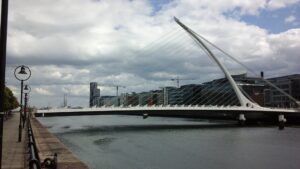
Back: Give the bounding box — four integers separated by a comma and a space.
14, 65, 31, 81
24, 84, 31, 94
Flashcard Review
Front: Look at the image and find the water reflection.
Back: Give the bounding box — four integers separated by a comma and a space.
38, 115, 300, 169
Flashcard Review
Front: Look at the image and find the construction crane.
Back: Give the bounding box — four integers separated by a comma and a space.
98, 84, 126, 97
170, 76, 195, 88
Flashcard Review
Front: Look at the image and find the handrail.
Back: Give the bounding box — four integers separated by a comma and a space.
27, 118, 41, 169
27, 117, 58, 169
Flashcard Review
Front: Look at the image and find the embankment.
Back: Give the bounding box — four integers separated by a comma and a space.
31, 118, 89, 169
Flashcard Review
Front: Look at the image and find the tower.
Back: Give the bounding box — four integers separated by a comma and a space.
90, 82, 100, 107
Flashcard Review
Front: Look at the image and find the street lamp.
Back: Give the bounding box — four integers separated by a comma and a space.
14, 65, 31, 142
23, 84, 31, 128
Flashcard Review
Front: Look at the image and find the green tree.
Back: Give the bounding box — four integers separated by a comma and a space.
3, 86, 19, 111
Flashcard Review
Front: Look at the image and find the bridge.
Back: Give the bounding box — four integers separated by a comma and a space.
36, 105, 300, 123
36, 17, 300, 128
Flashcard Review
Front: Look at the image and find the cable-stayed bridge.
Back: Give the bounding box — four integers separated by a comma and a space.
36, 18, 300, 128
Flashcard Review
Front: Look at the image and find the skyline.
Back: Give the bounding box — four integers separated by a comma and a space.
4, 0, 300, 107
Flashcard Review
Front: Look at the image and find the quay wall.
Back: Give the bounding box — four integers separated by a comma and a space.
31, 117, 89, 169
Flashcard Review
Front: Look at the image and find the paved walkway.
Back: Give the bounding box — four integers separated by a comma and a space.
1, 113, 88, 169
2, 113, 26, 169
31, 118, 88, 169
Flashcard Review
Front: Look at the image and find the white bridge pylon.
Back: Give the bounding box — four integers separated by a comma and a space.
174, 17, 260, 109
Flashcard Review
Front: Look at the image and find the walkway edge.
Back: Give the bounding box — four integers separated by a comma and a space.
30, 118, 89, 169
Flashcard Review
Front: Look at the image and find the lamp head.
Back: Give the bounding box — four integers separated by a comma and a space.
24, 85, 29, 90
24, 84, 31, 94
18, 65, 27, 74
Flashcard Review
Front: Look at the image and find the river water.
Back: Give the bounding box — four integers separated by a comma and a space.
38, 115, 300, 169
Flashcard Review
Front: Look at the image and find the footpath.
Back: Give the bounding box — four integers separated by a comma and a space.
2, 112, 88, 169
31, 118, 88, 169
2, 113, 26, 169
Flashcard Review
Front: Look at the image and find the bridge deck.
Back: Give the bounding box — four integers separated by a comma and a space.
36, 106, 300, 123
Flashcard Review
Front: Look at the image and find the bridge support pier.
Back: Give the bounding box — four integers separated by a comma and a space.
143, 113, 148, 119
238, 113, 246, 126
278, 114, 286, 130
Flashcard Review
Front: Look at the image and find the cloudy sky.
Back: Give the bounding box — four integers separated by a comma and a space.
5, 0, 300, 108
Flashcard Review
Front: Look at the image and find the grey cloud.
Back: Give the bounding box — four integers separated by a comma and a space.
10, 15, 89, 38
5, 0, 300, 108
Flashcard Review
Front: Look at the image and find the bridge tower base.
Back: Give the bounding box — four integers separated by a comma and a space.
278, 114, 286, 130
238, 113, 246, 126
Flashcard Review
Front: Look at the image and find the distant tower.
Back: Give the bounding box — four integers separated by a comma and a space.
63, 93, 67, 107
90, 82, 100, 107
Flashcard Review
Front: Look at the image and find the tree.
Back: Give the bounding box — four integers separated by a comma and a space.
3, 86, 19, 111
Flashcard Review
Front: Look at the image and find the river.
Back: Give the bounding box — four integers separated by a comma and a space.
38, 115, 300, 169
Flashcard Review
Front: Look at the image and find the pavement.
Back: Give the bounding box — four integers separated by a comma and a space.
31, 118, 88, 169
2, 112, 27, 169
1, 112, 88, 169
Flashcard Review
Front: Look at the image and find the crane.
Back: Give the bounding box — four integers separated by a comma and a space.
170, 76, 195, 88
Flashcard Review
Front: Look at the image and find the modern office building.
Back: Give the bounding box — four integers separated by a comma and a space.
120, 93, 139, 106
89, 82, 100, 107
99, 96, 118, 107
120, 90, 164, 106
150, 90, 164, 105
156, 85, 203, 105
228, 74, 265, 106
102, 73, 300, 108
137, 90, 164, 106
137, 92, 151, 106
181, 84, 203, 105
264, 74, 300, 108
194, 73, 265, 106
160, 74, 265, 106
165, 87, 183, 105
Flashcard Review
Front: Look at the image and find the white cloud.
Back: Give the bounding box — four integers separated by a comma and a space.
5, 0, 300, 107
285, 15, 296, 23
50, 71, 63, 79
267, 0, 300, 10
35, 88, 54, 96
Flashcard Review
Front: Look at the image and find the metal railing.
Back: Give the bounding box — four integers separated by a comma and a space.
27, 118, 41, 169
27, 118, 57, 169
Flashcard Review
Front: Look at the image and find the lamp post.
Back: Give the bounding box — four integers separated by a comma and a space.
0, 0, 9, 167
14, 65, 31, 142
23, 84, 31, 128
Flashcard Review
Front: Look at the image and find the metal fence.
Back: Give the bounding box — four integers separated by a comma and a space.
27, 118, 41, 169
27, 118, 57, 169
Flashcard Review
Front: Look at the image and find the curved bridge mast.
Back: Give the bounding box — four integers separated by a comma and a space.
174, 17, 258, 108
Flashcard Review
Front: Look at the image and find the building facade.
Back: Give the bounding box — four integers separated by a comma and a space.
99, 96, 118, 107
89, 82, 100, 107
165, 87, 183, 105
120, 93, 139, 106
94, 74, 300, 108
264, 74, 300, 108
